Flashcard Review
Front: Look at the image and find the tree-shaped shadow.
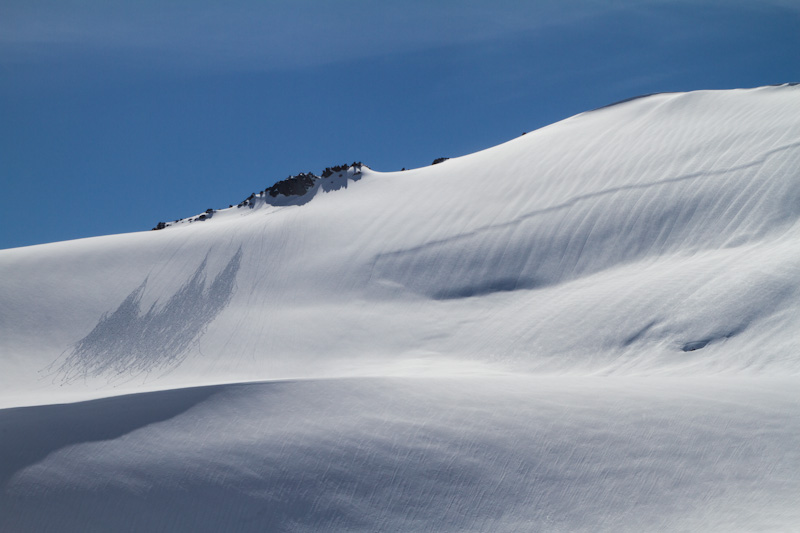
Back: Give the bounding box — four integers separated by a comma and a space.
49, 247, 242, 383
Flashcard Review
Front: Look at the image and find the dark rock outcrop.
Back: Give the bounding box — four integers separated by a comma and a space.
153, 162, 364, 229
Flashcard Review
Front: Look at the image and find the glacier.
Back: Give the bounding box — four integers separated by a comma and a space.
1, 85, 799, 531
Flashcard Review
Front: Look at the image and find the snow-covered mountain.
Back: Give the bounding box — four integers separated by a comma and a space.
2, 85, 799, 532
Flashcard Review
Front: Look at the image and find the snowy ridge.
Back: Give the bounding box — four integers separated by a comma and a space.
2, 85, 800, 531
2, 85, 798, 402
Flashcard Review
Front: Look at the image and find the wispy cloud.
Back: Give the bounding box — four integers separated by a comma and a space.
0, 1, 617, 71
0, 0, 795, 80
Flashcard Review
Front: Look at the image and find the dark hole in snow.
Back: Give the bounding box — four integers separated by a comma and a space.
682, 340, 710, 352
432, 277, 538, 300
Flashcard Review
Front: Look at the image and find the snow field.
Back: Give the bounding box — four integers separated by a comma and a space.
1, 85, 799, 531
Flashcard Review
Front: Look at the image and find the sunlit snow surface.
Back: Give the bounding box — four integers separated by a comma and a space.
1, 86, 799, 531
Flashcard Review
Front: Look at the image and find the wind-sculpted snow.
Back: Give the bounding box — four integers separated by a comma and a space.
48, 248, 242, 383
1, 85, 800, 531
372, 140, 800, 300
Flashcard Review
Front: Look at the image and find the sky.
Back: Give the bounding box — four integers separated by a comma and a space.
1, 0, 798, 250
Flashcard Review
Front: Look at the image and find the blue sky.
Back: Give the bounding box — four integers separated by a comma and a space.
2, 0, 798, 249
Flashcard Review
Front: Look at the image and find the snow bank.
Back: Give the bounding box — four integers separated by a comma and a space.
2, 377, 799, 532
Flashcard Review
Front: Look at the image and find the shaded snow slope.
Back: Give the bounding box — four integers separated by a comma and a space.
3, 376, 799, 532
2, 85, 800, 406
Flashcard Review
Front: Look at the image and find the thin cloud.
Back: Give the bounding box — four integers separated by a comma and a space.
0, 1, 612, 71
0, 0, 795, 74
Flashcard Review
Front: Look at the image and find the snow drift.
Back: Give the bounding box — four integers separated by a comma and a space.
1, 85, 799, 531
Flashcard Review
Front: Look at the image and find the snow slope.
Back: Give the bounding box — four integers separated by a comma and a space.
3, 377, 799, 532
1, 85, 799, 531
